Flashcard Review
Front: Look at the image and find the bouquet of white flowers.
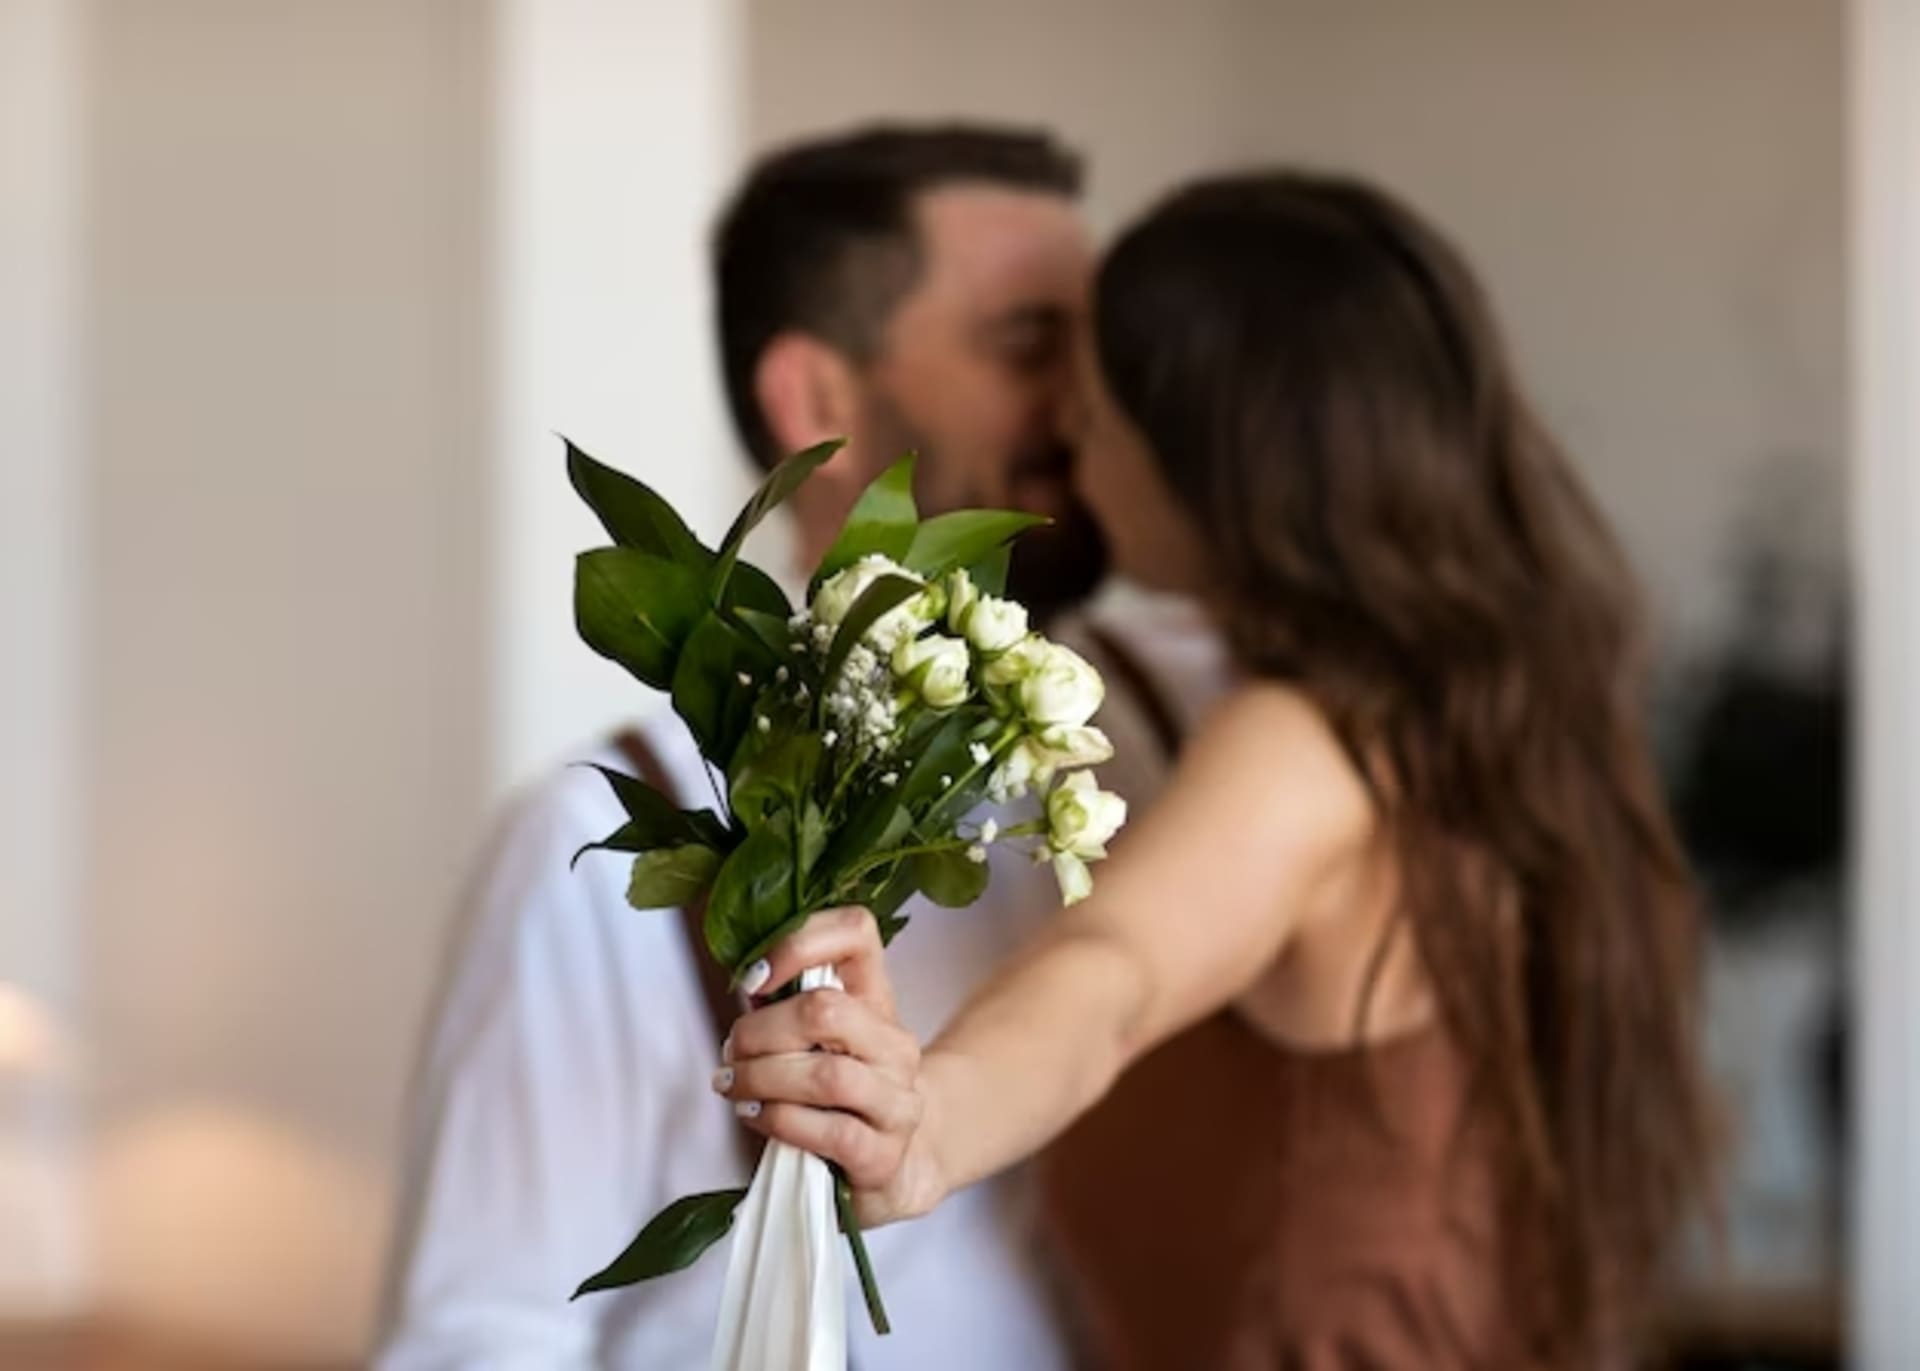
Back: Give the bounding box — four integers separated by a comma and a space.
564, 439, 1126, 1363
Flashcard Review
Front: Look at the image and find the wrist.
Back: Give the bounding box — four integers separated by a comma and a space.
895, 1049, 962, 1220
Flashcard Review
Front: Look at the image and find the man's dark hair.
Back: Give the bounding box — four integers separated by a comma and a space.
714, 124, 1083, 468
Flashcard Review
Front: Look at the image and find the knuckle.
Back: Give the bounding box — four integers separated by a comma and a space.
799, 989, 842, 1039
809, 1052, 854, 1100
824, 1112, 864, 1164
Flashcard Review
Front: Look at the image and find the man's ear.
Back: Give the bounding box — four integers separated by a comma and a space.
754, 332, 864, 465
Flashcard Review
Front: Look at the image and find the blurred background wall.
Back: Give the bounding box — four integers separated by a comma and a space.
749, 0, 1847, 657
0, 0, 1897, 1364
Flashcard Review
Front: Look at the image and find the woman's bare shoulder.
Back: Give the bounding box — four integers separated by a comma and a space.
1152, 680, 1377, 858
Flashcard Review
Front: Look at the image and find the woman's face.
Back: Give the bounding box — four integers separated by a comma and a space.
1063, 326, 1214, 595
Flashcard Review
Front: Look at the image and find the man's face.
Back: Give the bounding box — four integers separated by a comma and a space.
858, 186, 1106, 617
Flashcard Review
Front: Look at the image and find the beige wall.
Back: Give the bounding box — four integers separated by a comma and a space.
82, 1, 491, 1354
747, 0, 1847, 656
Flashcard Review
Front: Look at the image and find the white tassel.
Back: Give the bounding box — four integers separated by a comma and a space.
708, 965, 849, 1371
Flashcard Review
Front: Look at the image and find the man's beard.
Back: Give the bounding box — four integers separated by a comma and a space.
1003, 466, 1109, 627
862, 397, 1108, 626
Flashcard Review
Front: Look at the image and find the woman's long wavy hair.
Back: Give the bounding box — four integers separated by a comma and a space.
1096, 172, 1716, 1362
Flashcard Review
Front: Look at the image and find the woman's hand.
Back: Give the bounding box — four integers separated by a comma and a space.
713, 906, 947, 1227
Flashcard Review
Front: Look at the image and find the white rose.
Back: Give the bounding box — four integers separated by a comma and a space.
811, 554, 934, 652
1052, 851, 1093, 906
811, 554, 912, 627
1017, 641, 1105, 728
960, 594, 1029, 655
1034, 724, 1114, 772
891, 633, 973, 710
980, 634, 1049, 690
1047, 771, 1128, 860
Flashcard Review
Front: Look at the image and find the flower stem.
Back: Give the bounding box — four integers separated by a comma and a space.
834, 1167, 890, 1335
827, 838, 967, 901
923, 724, 1021, 831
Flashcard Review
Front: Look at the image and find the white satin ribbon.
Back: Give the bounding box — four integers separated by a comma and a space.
709, 965, 849, 1371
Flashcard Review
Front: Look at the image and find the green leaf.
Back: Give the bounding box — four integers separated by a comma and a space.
893, 711, 982, 814
734, 607, 800, 662
713, 438, 844, 603
575, 549, 708, 689
670, 614, 777, 762
814, 453, 919, 587
725, 560, 792, 621
799, 801, 829, 878
705, 825, 798, 969
867, 864, 918, 944
731, 734, 822, 829
815, 796, 908, 896
818, 574, 926, 694
967, 543, 1012, 597
571, 764, 702, 845
572, 1188, 748, 1298
912, 846, 990, 908
726, 908, 812, 988
626, 844, 722, 910
566, 440, 710, 570
905, 509, 1048, 580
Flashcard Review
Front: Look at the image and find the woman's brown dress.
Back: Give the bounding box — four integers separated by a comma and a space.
1040, 1010, 1534, 1370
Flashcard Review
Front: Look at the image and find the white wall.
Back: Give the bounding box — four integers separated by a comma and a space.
81, 2, 492, 1355
24, 0, 751, 1357
1851, 1, 1920, 1363
492, 0, 748, 790
746, 0, 1847, 658
0, 0, 89, 1317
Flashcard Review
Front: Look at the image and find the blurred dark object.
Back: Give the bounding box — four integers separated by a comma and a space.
1653, 1281, 1844, 1370
1655, 481, 1848, 1371
1675, 661, 1846, 919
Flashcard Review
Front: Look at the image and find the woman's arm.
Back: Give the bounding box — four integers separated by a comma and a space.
720, 684, 1373, 1223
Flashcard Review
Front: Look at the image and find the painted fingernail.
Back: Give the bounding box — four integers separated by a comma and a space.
734, 1100, 762, 1119
721, 1032, 734, 1064
711, 1067, 734, 1093
739, 959, 772, 996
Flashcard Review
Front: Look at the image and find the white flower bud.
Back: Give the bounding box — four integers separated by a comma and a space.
1046, 771, 1128, 860
979, 818, 999, 846
966, 844, 988, 864
1034, 724, 1114, 772
968, 741, 993, 766
944, 569, 979, 634
891, 633, 973, 710
988, 737, 1044, 801
1052, 851, 1093, 905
